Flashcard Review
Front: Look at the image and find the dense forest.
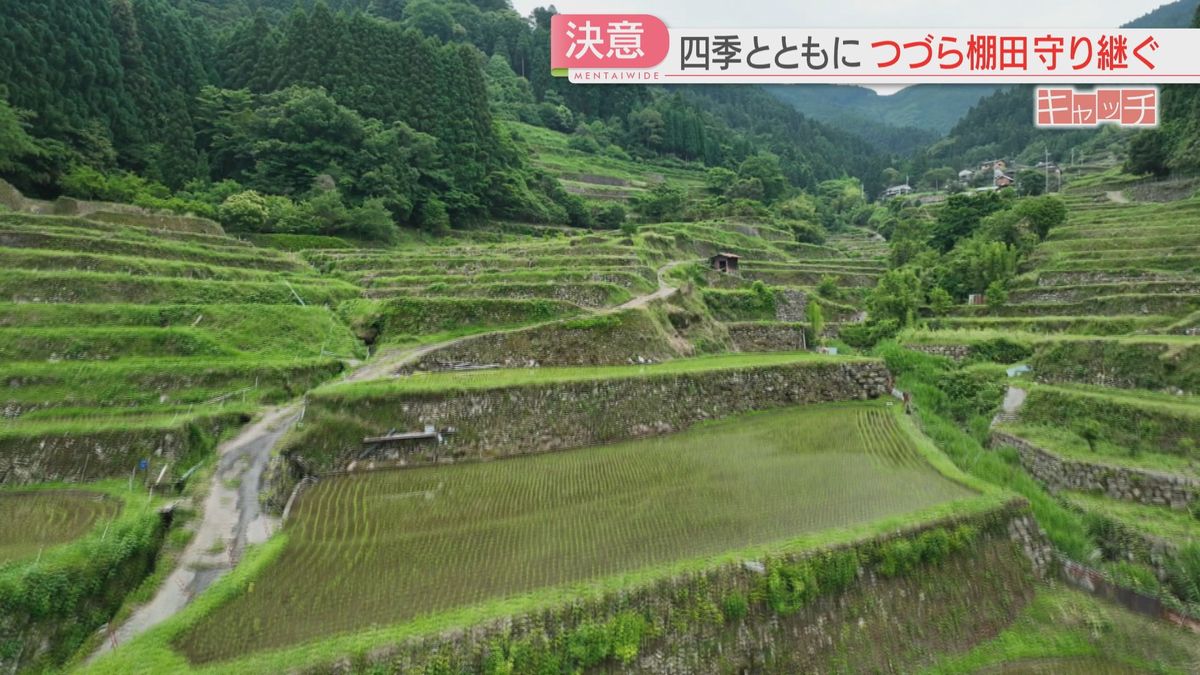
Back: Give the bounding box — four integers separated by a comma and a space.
1125, 4, 1200, 175
1126, 0, 1200, 28
0, 0, 892, 240
916, 86, 1108, 171
785, 0, 1200, 181
2, 0, 1197, 242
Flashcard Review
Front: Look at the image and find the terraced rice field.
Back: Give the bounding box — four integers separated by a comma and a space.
308, 237, 660, 329
174, 402, 976, 662
0, 212, 362, 485
501, 121, 710, 202
0, 489, 121, 563
942, 195, 1200, 324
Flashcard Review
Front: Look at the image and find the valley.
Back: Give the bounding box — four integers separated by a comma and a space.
1, 0, 1200, 673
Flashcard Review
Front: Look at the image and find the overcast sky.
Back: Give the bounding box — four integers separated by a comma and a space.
508, 0, 1169, 29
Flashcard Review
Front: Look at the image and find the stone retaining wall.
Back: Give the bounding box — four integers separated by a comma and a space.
990, 431, 1199, 510
0, 412, 248, 485
288, 359, 893, 475
726, 322, 808, 352
1033, 271, 1177, 287
1059, 558, 1200, 633
744, 269, 880, 288
1010, 283, 1200, 305
1008, 510, 1056, 579
904, 343, 972, 361
401, 282, 626, 309
774, 289, 808, 322
400, 310, 680, 372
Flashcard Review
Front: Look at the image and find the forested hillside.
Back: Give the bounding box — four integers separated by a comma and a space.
771, 0, 1200, 178
918, 86, 1111, 171
1125, 0, 1200, 27
4, 3, 1200, 673
1125, 5, 1200, 175
907, 2, 1200, 174
767, 85, 994, 155
0, 0, 890, 241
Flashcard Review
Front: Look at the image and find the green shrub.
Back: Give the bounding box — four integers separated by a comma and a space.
701, 287, 777, 321
1166, 543, 1200, 604
928, 287, 954, 316
1015, 195, 1068, 240
816, 275, 839, 300
877, 539, 919, 577
219, 190, 270, 231
790, 220, 827, 245
840, 319, 901, 350
1107, 561, 1161, 596
765, 561, 819, 614
608, 612, 648, 665
595, 203, 627, 230
721, 593, 749, 621
935, 369, 1005, 423
806, 300, 825, 346
813, 549, 860, 593
632, 182, 686, 222
0, 489, 167, 671
1074, 418, 1104, 452
969, 337, 1033, 364
985, 280, 1008, 308
763, 548, 863, 615
471, 610, 649, 674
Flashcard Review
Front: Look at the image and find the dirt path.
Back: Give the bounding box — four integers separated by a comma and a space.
92, 404, 301, 659
92, 259, 692, 657
1106, 190, 1130, 204
342, 321, 559, 383
991, 386, 1027, 427
616, 260, 685, 310
349, 260, 690, 381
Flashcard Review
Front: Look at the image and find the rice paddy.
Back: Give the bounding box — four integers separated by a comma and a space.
0, 489, 121, 564
174, 402, 976, 662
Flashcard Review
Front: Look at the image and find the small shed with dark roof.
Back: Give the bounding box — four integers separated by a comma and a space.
710, 252, 740, 273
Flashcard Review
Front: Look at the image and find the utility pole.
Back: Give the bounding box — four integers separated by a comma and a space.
1045, 148, 1050, 194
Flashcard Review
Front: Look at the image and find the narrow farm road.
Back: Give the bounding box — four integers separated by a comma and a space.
342, 322, 556, 383
349, 259, 690, 381
991, 386, 1028, 427
1106, 190, 1130, 204
92, 403, 301, 659
92, 258, 691, 658
617, 260, 686, 310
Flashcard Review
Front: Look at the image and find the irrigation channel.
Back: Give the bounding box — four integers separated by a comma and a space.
91, 261, 687, 658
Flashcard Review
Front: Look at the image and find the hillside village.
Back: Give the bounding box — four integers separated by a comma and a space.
883, 159, 1066, 203
0, 1, 1200, 674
